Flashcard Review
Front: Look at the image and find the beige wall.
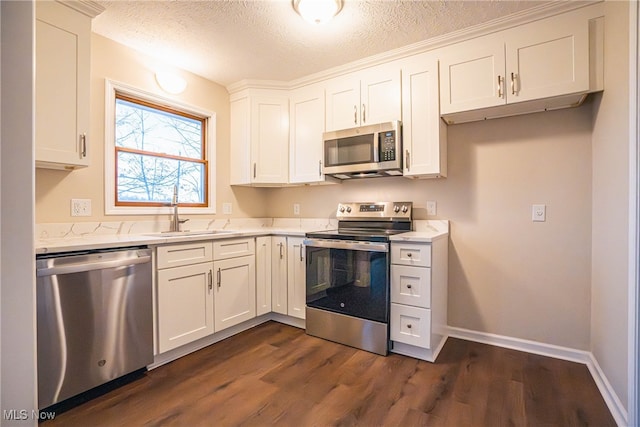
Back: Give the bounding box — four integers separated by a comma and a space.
35, 34, 268, 223
591, 0, 630, 409
267, 105, 593, 350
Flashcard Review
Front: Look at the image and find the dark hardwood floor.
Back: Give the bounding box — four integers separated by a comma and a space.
45, 321, 616, 426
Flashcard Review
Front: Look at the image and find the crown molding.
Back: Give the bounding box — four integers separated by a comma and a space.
57, 0, 105, 18
227, 0, 603, 94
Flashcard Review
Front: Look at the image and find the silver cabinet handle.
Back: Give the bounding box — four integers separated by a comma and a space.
217, 268, 221, 288
511, 72, 515, 95
80, 133, 87, 158
497, 75, 503, 98
354, 105, 357, 124
279, 242, 284, 259
318, 160, 322, 177
362, 104, 366, 123
299, 244, 303, 262
208, 270, 213, 291
405, 150, 410, 172
253, 163, 257, 179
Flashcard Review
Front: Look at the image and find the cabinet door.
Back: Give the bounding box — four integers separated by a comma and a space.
214, 256, 256, 331
505, 13, 590, 103
157, 263, 214, 353
439, 35, 506, 115
325, 75, 361, 132
360, 63, 401, 126
289, 85, 326, 184
256, 236, 272, 316
35, 1, 91, 169
271, 237, 288, 315
250, 96, 289, 183
287, 237, 306, 319
401, 54, 447, 178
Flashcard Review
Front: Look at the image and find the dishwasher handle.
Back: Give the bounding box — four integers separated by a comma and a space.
37, 254, 151, 277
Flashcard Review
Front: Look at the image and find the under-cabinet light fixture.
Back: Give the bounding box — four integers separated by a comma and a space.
293, 0, 343, 24
155, 70, 187, 95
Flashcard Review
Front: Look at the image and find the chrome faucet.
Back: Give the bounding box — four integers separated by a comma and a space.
170, 185, 189, 232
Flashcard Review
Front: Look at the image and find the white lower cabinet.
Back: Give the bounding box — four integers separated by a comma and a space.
157, 242, 215, 354
256, 236, 272, 316
214, 255, 256, 331
156, 238, 256, 354
390, 237, 448, 362
271, 236, 288, 315
287, 237, 306, 319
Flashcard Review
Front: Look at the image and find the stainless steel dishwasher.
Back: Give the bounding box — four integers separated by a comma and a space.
36, 247, 153, 409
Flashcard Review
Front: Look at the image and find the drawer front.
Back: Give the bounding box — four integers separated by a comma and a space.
391, 265, 431, 308
391, 243, 431, 267
390, 303, 431, 349
157, 242, 213, 269
214, 238, 255, 260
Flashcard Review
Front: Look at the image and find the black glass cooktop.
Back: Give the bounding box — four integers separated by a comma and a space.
306, 227, 409, 243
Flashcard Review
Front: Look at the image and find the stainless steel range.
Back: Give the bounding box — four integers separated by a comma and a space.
304, 201, 412, 355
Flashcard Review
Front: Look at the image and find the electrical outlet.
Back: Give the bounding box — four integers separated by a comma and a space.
293, 203, 301, 215
222, 203, 232, 215
426, 200, 437, 216
532, 204, 546, 222
71, 199, 91, 217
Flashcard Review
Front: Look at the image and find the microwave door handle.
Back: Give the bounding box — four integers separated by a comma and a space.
373, 132, 380, 163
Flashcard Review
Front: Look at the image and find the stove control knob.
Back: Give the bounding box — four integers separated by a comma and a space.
339, 206, 345, 213
401, 205, 408, 213
393, 205, 400, 213
346, 206, 352, 213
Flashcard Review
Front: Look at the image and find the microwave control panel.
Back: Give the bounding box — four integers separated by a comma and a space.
379, 131, 396, 162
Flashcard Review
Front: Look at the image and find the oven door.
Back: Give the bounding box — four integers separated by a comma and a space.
304, 239, 389, 323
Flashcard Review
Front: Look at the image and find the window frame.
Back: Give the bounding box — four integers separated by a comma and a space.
105, 79, 216, 215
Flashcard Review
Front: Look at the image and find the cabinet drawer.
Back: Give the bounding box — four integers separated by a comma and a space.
391, 243, 431, 267
157, 242, 213, 269
214, 238, 255, 260
391, 265, 431, 308
390, 303, 431, 349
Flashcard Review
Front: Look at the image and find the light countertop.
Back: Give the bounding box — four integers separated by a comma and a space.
36, 219, 449, 255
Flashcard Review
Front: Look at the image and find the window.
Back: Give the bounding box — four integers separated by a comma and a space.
105, 80, 216, 215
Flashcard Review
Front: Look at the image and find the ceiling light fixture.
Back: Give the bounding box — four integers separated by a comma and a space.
155, 70, 187, 95
293, 0, 343, 25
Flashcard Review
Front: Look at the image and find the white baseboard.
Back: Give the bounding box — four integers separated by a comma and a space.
447, 326, 628, 426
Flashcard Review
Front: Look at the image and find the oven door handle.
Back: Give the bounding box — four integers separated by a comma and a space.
303, 238, 389, 253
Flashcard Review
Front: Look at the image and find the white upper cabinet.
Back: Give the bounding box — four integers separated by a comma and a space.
35, 1, 101, 170
230, 89, 289, 185
439, 37, 506, 115
439, 9, 602, 124
289, 84, 326, 184
325, 63, 401, 132
400, 53, 447, 179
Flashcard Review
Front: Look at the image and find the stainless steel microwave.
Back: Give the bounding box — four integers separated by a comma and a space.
322, 121, 402, 179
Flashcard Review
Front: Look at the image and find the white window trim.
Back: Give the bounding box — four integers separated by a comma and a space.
104, 79, 217, 215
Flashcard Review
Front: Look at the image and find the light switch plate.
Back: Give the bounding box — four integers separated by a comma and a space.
532, 204, 546, 222
426, 200, 437, 216
222, 203, 232, 215
293, 203, 301, 215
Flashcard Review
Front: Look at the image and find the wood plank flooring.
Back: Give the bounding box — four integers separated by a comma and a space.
44, 321, 616, 426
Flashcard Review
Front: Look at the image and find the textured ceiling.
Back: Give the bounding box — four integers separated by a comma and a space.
92, 0, 548, 87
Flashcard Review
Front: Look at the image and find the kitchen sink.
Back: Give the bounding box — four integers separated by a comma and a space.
144, 230, 236, 237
